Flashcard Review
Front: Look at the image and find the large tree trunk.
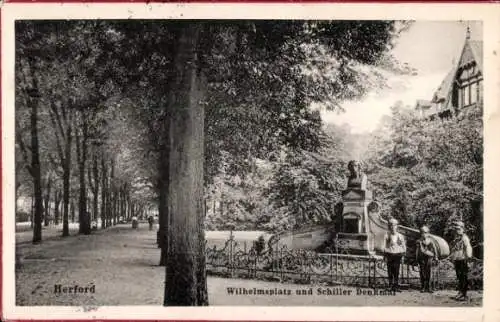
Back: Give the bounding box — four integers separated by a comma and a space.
30, 87, 43, 244
78, 117, 90, 234
62, 127, 72, 237
43, 176, 52, 227
31, 194, 34, 228
70, 200, 75, 224
121, 188, 126, 223
158, 129, 170, 266
106, 188, 111, 227
130, 196, 133, 220
88, 153, 99, 224
164, 23, 208, 306
112, 190, 117, 226
106, 190, 111, 227
123, 192, 128, 222
158, 177, 167, 266
54, 189, 61, 226
93, 187, 99, 223
108, 159, 115, 227
47, 100, 73, 236
100, 157, 107, 229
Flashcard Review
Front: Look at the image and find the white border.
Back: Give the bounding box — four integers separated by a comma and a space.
2, 3, 500, 322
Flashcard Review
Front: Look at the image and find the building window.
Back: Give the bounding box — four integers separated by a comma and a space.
460, 81, 482, 107
478, 80, 483, 103
462, 86, 470, 106
470, 82, 477, 104
457, 85, 462, 108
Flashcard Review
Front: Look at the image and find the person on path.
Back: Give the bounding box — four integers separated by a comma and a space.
416, 225, 438, 293
383, 218, 406, 292
148, 215, 154, 231
450, 220, 473, 301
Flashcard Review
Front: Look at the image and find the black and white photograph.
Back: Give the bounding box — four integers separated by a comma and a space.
2, 3, 499, 321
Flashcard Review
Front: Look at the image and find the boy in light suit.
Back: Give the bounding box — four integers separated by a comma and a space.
450, 221, 473, 301
383, 218, 406, 292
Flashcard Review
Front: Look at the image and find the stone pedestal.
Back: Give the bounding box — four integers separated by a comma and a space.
336, 187, 375, 255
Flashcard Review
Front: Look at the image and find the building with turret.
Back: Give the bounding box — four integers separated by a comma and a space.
415, 28, 483, 120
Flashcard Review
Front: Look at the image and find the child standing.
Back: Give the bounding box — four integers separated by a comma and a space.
416, 225, 438, 293
449, 221, 473, 301
383, 218, 406, 292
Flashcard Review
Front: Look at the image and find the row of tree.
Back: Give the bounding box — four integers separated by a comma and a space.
16, 22, 154, 240
16, 20, 413, 305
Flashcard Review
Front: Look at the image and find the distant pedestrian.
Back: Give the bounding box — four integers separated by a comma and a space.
416, 225, 438, 293
450, 221, 473, 301
148, 216, 154, 231
383, 218, 406, 292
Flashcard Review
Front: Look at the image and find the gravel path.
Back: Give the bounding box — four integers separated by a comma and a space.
15, 224, 482, 306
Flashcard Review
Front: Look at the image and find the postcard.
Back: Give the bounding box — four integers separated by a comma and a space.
2, 2, 500, 322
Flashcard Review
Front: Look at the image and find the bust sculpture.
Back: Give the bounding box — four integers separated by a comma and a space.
347, 160, 368, 190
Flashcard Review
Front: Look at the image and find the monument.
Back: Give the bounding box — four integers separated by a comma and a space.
266, 160, 450, 262
335, 160, 376, 255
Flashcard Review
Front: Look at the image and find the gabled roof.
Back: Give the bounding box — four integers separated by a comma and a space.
432, 67, 457, 103
468, 40, 483, 72
415, 35, 483, 116
431, 39, 483, 109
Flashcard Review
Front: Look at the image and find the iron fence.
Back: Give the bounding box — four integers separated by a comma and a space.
205, 233, 483, 290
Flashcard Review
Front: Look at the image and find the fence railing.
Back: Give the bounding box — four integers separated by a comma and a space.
205, 234, 483, 290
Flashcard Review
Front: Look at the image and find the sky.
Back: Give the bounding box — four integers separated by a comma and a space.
321, 21, 483, 133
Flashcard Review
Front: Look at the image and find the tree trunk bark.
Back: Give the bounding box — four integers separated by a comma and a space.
30, 87, 43, 244
158, 120, 169, 266
60, 199, 63, 222
87, 149, 99, 221
62, 127, 72, 237
91, 155, 99, 225
54, 189, 61, 226
77, 116, 90, 235
121, 188, 126, 222
112, 190, 117, 226
158, 177, 168, 266
124, 190, 127, 221
93, 190, 98, 223
164, 23, 208, 306
108, 159, 115, 227
71, 200, 75, 224
127, 195, 132, 220
117, 189, 121, 223
31, 194, 34, 228
100, 157, 107, 229
106, 187, 112, 227
43, 176, 52, 227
